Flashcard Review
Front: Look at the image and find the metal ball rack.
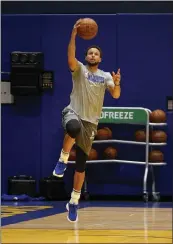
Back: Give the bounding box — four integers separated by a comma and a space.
69, 107, 167, 202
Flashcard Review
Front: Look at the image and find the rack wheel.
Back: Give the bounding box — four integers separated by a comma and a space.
152, 192, 160, 202
83, 192, 90, 201
143, 192, 149, 202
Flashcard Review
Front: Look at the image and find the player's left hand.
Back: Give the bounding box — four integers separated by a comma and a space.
112, 68, 121, 85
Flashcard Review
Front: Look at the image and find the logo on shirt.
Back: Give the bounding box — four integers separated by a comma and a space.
85, 72, 105, 84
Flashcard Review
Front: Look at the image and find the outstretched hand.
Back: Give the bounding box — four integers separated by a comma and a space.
112, 68, 121, 85
72, 19, 82, 35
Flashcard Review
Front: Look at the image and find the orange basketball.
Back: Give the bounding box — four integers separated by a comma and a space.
88, 148, 98, 160
77, 18, 98, 40
149, 150, 164, 162
151, 130, 167, 143
135, 130, 154, 142
149, 109, 166, 123
103, 127, 112, 139
135, 130, 146, 142
96, 128, 110, 140
103, 147, 117, 159
69, 149, 76, 161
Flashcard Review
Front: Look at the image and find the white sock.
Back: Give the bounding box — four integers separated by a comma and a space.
69, 189, 81, 205
59, 149, 69, 164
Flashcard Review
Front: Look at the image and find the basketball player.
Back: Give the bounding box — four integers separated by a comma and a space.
53, 19, 121, 222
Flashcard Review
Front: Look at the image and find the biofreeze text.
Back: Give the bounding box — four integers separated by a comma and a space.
101, 111, 134, 120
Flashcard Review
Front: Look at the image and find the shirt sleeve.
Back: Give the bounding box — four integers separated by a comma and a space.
71, 61, 83, 78
105, 72, 115, 89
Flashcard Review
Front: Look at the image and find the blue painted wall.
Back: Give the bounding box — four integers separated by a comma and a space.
1, 14, 173, 196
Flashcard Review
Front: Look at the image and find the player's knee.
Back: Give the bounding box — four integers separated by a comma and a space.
66, 119, 81, 138
75, 146, 88, 173
76, 164, 86, 173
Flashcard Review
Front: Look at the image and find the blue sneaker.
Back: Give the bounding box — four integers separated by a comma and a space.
66, 203, 78, 222
53, 161, 67, 177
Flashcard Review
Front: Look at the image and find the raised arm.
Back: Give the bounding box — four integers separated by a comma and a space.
107, 69, 121, 99
68, 19, 82, 72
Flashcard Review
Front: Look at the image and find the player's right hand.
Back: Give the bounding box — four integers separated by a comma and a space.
72, 19, 82, 35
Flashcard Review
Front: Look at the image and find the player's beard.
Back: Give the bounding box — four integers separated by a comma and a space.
86, 60, 99, 67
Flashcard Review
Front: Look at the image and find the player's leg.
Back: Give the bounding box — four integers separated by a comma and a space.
59, 118, 81, 162
66, 121, 97, 222
66, 145, 88, 222
53, 108, 81, 177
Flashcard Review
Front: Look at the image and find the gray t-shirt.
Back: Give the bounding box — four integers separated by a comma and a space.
67, 61, 115, 125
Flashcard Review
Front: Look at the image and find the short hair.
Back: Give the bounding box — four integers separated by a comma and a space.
85, 45, 103, 58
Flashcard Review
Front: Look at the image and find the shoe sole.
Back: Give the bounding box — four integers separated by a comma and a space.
53, 168, 66, 178
66, 203, 78, 223
53, 170, 63, 178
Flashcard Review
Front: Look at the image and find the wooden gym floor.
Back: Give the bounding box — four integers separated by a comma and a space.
1, 201, 172, 243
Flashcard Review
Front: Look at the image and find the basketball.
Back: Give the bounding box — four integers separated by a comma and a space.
88, 148, 98, 160
103, 127, 112, 139
135, 130, 146, 142
69, 149, 76, 161
151, 130, 167, 143
103, 147, 117, 159
135, 130, 153, 142
149, 109, 166, 123
149, 150, 164, 162
77, 18, 98, 40
96, 128, 110, 140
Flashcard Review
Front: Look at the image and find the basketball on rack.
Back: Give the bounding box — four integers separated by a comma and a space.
88, 148, 98, 160
149, 109, 166, 123
135, 130, 153, 142
96, 128, 110, 140
135, 130, 146, 142
149, 150, 164, 162
151, 130, 167, 143
77, 18, 98, 40
103, 127, 112, 139
103, 147, 117, 159
69, 148, 76, 161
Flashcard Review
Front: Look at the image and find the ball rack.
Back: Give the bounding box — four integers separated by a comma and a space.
69, 107, 167, 202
